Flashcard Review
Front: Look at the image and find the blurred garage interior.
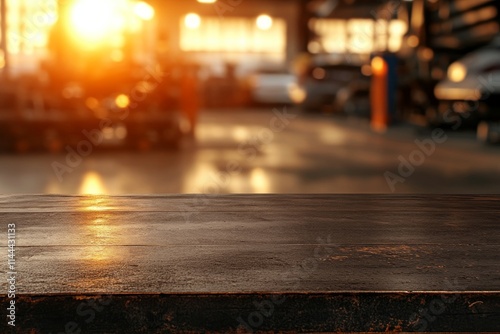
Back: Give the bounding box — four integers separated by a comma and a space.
0, 0, 500, 194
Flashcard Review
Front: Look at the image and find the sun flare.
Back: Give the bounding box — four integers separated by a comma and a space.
69, 0, 128, 47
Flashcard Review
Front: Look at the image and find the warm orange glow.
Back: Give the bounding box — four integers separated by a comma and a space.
134, 1, 155, 21
79, 172, 107, 195
85, 97, 99, 110
348, 19, 374, 53
250, 168, 270, 193
288, 83, 307, 104
69, 0, 128, 47
256, 14, 273, 30
420, 48, 434, 61
4, 0, 57, 70
82, 218, 118, 264
448, 62, 467, 83
371, 56, 389, 133
407, 35, 420, 48
388, 20, 408, 52
180, 16, 286, 55
435, 86, 480, 101
115, 94, 130, 108
185, 13, 201, 30
312, 67, 326, 80
116, 125, 128, 140
361, 64, 372, 76
371, 57, 387, 76
308, 41, 321, 54
110, 49, 125, 62
311, 18, 408, 54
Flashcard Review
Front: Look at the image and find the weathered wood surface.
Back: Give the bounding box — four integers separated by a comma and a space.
0, 195, 499, 332
1, 195, 499, 293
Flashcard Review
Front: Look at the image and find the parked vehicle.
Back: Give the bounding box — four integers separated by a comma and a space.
434, 37, 500, 122
247, 69, 295, 105
288, 62, 370, 114
433, 37, 500, 140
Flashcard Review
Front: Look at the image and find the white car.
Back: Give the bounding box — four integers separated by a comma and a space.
434, 36, 500, 142
434, 37, 500, 115
248, 70, 295, 105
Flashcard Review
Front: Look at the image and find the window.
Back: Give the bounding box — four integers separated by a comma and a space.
180, 16, 286, 55
310, 18, 408, 54
4, 0, 57, 55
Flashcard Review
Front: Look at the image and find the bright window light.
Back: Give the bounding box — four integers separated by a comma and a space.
185, 13, 201, 30
256, 14, 273, 30
134, 1, 155, 21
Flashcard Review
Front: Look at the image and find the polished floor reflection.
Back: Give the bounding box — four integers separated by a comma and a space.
1, 109, 500, 194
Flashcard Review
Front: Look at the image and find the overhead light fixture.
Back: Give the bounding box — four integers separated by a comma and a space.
68, 0, 126, 46
197, 0, 217, 3
185, 13, 201, 30
371, 57, 387, 76
448, 62, 467, 83
134, 1, 155, 21
256, 14, 273, 30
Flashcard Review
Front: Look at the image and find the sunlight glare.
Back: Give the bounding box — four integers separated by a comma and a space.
69, 0, 127, 46
134, 1, 155, 21
79, 172, 107, 195
185, 13, 201, 30
256, 15, 273, 30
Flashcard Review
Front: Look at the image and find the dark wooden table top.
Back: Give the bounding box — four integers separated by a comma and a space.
1, 194, 499, 294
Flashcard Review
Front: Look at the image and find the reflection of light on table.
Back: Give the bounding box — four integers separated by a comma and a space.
76, 211, 123, 266
82, 245, 112, 264
79, 172, 107, 195
250, 168, 270, 193
78, 197, 112, 212
82, 218, 116, 263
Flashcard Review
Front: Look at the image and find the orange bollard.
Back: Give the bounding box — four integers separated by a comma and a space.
370, 56, 389, 133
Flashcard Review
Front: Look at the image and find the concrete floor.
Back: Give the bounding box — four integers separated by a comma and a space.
1, 108, 500, 194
